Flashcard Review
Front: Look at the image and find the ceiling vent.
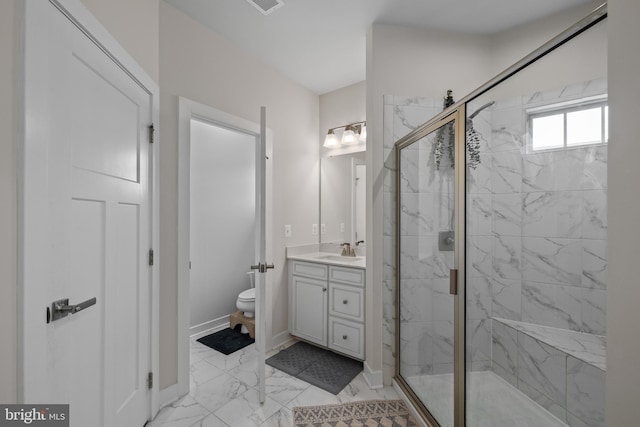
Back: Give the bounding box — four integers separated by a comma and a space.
246, 0, 284, 16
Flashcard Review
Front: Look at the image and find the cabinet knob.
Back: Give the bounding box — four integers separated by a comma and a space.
342, 299, 348, 304
342, 335, 348, 340
323, 288, 327, 292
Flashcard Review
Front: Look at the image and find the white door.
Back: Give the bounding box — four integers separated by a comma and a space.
252, 107, 273, 403
21, 2, 152, 426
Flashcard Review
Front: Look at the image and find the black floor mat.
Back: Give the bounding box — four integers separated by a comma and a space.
266, 341, 362, 394
197, 327, 254, 355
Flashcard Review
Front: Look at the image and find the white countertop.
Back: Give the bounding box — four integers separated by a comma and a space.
287, 251, 366, 269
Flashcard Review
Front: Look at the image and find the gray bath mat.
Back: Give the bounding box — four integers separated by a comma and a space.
266, 341, 362, 394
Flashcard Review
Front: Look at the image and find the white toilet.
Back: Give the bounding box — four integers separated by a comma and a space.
235, 288, 256, 334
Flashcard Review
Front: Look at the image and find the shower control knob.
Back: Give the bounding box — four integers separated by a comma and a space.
342, 335, 348, 340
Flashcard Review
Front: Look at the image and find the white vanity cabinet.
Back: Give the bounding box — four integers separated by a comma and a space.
288, 258, 365, 360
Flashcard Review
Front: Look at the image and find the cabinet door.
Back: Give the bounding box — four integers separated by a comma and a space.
291, 275, 327, 346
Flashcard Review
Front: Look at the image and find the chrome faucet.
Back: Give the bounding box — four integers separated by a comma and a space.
355, 240, 364, 246
340, 242, 355, 257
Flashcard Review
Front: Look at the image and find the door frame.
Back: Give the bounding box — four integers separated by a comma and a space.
18, 0, 160, 420
177, 98, 274, 397
394, 108, 467, 427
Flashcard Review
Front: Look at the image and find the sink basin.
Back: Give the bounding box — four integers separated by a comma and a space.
318, 255, 363, 263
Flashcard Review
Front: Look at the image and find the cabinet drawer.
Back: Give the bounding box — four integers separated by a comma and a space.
329, 283, 364, 322
290, 260, 328, 280
329, 266, 364, 287
328, 317, 364, 360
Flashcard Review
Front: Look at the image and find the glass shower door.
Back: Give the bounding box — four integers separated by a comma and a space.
396, 110, 465, 427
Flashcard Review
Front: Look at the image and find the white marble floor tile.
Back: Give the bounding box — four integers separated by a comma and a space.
213, 388, 282, 427
189, 413, 227, 427
259, 407, 293, 427
227, 358, 275, 388
284, 384, 342, 409
190, 372, 251, 413
264, 369, 310, 406
150, 339, 417, 427
190, 359, 225, 390
337, 372, 400, 403
146, 395, 211, 427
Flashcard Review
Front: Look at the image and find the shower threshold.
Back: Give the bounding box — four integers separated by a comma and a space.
405, 370, 568, 427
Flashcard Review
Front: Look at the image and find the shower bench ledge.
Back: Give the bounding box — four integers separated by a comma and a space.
493, 317, 606, 371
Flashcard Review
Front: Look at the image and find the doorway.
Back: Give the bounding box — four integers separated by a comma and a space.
176, 99, 273, 398
189, 120, 256, 338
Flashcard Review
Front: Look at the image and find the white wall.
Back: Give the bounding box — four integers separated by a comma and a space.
0, 0, 17, 404
81, 0, 159, 82
159, 1, 319, 389
319, 81, 366, 245
607, 0, 640, 425
367, 23, 493, 383
320, 81, 366, 146
189, 120, 255, 333
489, 0, 604, 76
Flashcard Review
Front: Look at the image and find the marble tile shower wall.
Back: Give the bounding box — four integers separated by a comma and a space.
382, 95, 440, 383
467, 78, 608, 343
384, 79, 608, 387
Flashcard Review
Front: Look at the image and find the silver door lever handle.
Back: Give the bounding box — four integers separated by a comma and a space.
47, 297, 97, 323
250, 263, 275, 273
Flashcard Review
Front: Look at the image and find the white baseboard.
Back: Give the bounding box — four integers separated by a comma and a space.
362, 361, 383, 389
158, 384, 179, 409
271, 330, 293, 350
189, 315, 230, 340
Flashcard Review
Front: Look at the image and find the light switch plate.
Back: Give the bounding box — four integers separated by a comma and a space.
312, 224, 318, 235
321, 224, 326, 234
284, 224, 292, 237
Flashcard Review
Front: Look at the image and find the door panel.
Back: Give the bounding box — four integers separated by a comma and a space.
70, 54, 140, 182
397, 113, 462, 427
113, 203, 141, 410
23, 3, 152, 426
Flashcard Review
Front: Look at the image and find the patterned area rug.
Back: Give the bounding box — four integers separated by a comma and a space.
293, 400, 419, 427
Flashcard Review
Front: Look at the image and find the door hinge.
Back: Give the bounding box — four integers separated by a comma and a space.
148, 249, 154, 266
147, 372, 153, 389
148, 124, 155, 144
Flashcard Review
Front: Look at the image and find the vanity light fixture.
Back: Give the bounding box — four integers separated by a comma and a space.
341, 124, 358, 145
323, 129, 340, 148
323, 120, 366, 149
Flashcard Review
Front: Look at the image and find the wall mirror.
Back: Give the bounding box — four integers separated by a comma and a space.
320, 149, 366, 246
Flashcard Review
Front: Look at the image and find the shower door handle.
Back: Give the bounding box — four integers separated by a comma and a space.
450, 269, 458, 295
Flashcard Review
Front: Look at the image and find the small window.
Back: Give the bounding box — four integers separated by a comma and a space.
529, 97, 608, 151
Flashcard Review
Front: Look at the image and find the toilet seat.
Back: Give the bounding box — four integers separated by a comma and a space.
238, 288, 255, 302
